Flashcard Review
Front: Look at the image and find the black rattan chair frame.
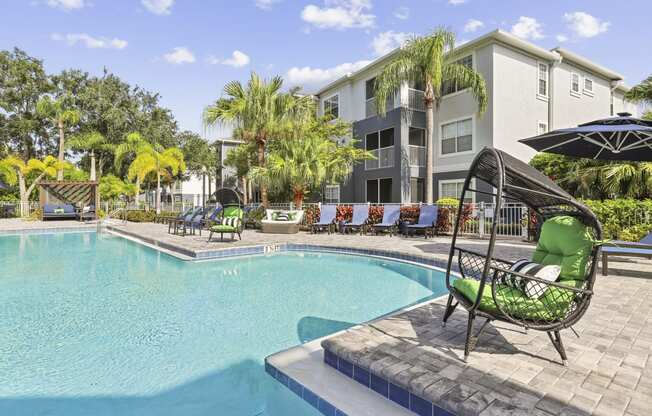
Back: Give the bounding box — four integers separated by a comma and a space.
442, 147, 602, 365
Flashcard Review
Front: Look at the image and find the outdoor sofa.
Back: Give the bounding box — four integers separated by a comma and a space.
601, 231, 652, 275
261, 209, 304, 234
42, 204, 78, 220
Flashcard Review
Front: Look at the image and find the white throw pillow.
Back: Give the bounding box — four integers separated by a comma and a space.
506, 260, 561, 299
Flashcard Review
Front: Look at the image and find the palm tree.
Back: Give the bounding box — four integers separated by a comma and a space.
127, 144, 185, 214
224, 144, 256, 204
0, 159, 18, 187
114, 132, 149, 204
626, 75, 652, 106
203, 72, 314, 207
67, 131, 111, 181
249, 118, 372, 209
374, 28, 488, 203
600, 162, 652, 199
2, 155, 68, 216
36, 96, 80, 180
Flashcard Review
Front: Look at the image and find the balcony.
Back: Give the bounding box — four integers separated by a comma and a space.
365, 96, 395, 118
408, 145, 425, 166
408, 88, 425, 112
365, 146, 394, 170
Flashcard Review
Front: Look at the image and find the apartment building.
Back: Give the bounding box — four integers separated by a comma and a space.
315, 29, 638, 204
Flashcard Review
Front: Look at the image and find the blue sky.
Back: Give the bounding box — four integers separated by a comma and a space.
2, 0, 649, 137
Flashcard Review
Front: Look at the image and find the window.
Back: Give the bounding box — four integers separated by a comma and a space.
408, 127, 426, 166
365, 78, 376, 100
409, 127, 426, 146
439, 179, 473, 203
323, 94, 339, 118
537, 63, 548, 98
441, 118, 473, 155
537, 122, 548, 135
442, 55, 473, 96
366, 178, 393, 203
583, 77, 594, 96
324, 185, 340, 203
410, 178, 425, 203
365, 128, 394, 169
570, 73, 580, 95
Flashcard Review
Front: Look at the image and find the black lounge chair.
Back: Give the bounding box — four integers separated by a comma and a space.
442, 148, 602, 365
311, 204, 337, 234
372, 204, 401, 236
405, 205, 438, 238
167, 207, 194, 233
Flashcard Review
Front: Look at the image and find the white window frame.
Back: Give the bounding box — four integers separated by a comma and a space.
536, 62, 549, 101
570, 72, 581, 97
364, 128, 395, 170
442, 52, 476, 100
583, 76, 594, 97
322, 93, 340, 119
438, 115, 475, 158
537, 121, 548, 135
324, 184, 340, 203
438, 178, 475, 203
365, 177, 393, 203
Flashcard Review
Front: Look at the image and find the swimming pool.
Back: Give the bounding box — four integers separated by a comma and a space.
0, 231, 448, 415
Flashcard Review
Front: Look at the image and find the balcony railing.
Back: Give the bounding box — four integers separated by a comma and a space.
365, 146, 394, 170
408, 88, 426, 112
365, 96, 395, 118
409, 145, 425, 166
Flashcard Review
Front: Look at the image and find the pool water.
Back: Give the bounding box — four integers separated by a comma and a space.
0, 232, 448, 415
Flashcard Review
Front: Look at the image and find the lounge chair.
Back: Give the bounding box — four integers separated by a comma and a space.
311, 204, 337, 234
208, 205, 244, 241
341, 204, 369, 235
78, 204, 96, 221
405, 205, 438, 238
166, 207, 194, 232
372, 204, 401, 236
178, 206, 220, 236
169, 206, 202, 235
199, 205, 223, 231
601, 231, 652, 275
42, 204, 77, 221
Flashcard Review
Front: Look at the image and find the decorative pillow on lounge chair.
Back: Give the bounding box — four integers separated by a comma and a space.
54, 208, 65, 214
221, 217, 241, 227
275, 212, 289, 221
505, 260, 561, 299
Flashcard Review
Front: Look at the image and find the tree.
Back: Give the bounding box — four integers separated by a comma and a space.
127, 143, 185, 214
203, 72, 314, 208
374, 28, 488, 203
224, 143, 256, 204
67, 131, 111, 181
179, 131, 218, 205
0, 48, 53, 160
0, 159, 18, 187
249, 118, 372, 209
36, 95, 80, 180
626, 75, 652, 106
2, 155, 69, 216
114, 132, 149, 203
600, 162, 652, 199
99, 174, 137, 202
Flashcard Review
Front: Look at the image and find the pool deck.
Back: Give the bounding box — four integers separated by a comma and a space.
3, 219, 652, 416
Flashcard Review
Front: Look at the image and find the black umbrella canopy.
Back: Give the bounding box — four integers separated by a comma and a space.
519, 113, 652, 161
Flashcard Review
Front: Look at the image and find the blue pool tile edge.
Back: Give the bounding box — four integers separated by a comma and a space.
0, 226, 96, 236
265, 359, 349, 416
322, 349, 456, 416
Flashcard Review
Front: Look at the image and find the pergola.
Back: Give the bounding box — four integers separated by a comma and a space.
38, 181, 100, 220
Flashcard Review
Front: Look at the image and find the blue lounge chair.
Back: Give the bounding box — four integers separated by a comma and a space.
372, 204, 401, 236
171, 206, 203, 235
342, 204, 369, 235
311, 204, 337, 234
179, 206, 214, 236
200, 204, 223, 231
167, 207, 194, 233
601, 231, 652, 275
406, 205, 438, 239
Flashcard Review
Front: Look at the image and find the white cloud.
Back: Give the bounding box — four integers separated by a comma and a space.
46, 0, 85, 10
287, 60, 371, 86
207, 50, 251, 67
563, 12, 610, 38
510, 16, 544, 40
301, 0, 375, 30
51, 33, 128, 49
255, 0, 281, 9
393, 6, 409, 20
556, 34, 568, 43
163, 47, 195, 64
371, 31, 411, 56
448, 0, 467, 5
463, 19, 484, 33
141, 0, 174, 15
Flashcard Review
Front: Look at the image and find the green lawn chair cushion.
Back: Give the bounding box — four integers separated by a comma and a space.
210, 216, 241, 233
453, 278, 583, 321
222, 206, 244, 218
532, 216, 594, 280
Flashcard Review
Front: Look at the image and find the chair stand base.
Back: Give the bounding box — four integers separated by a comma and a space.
548, 330, 568, 366
463, 313, 491, 361
441, 294, 458, 327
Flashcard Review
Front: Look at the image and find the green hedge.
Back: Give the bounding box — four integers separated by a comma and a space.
582, 199, 652, 240
125, 210, 178, 223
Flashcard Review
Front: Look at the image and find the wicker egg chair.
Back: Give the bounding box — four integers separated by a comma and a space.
442, 147, 602, 365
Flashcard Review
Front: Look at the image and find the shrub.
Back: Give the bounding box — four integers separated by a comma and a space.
618, 224, 652, 242
582, 199, 652, 239
126, 210, 178, 223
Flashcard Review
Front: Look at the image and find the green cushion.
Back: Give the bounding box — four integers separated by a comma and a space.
287, 212, 296, 221
222, 206, 244, 218
533, 216, 594, 280
210, 224, 238, 232
452, 278, 583, 321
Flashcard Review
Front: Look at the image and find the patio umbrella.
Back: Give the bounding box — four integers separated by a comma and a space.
519, 113, 652, 161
